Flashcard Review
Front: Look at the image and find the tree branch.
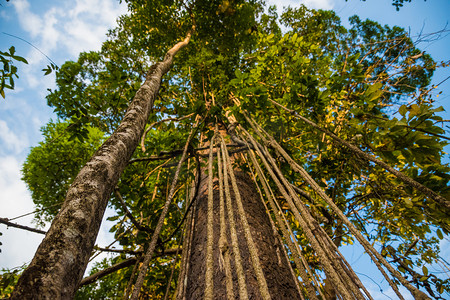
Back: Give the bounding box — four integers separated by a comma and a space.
79, 248, 182, 287
140, 113, 195, 152
114, 190, 152, 233
161, 152, 201, 244
0, 217, 46, 235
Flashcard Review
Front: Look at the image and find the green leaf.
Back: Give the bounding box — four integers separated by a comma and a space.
42, 67, 52, 76
8, 46, 15, 56
234, 69, 242, 79
404, 198, 413, 208
437, 229, 444, 239
409, 104, 420, 118
399, 104, 407, 117
422, 265, 428, 276
12, 55, 28, 64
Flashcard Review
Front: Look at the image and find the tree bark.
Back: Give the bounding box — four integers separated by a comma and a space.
10, 32, 192, 300
184, 170, 301, 299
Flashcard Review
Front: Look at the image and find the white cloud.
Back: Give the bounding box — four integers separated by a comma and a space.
0, 120, 28, 155
12, 0, 127, 64
0, 155, 44, 269
268, 0, 335, 10
0, 9, 12, 21
12, 0, 43, 39
299, 0, 334, 10
0, 154, 116, 272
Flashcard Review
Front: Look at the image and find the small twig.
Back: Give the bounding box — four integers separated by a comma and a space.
94, 247, 142, 255
7, 201, 64, 221
114, 190, 152, 233
141, 113, 195, 152
161, 152, 201, 244
130, 144, 249, 166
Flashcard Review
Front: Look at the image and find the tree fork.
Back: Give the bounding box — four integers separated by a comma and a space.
10, 29, 193, 299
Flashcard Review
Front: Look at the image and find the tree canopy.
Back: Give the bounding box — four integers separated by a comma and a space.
1, 0, 449, 299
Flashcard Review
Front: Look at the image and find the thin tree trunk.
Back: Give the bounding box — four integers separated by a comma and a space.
185, 170, 301, 299
10, 31, 192, 299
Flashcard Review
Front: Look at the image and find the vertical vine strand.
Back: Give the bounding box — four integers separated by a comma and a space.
130, 125, 198, 300
249, 150, 324, 300
259, 141, 366, 300
242, 128, 356, 299
221, 138, 249, 300
163, 243, 181, 300
245, 121, 370, 299
248, 116, 427, 299
217, 143, 236, 300
204, 137, 216, 299
222, 136, 272, 300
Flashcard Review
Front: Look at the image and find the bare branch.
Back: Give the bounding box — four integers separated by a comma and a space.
79, 248, 182, 287
114, 190, 152, 233
0, 217, 46, 235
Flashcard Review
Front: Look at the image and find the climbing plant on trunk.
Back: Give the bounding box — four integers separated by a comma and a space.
3, 1, 449, 299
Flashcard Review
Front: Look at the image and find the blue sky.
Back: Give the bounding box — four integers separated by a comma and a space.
0, 0, 449, 298
0, 0, 127, 277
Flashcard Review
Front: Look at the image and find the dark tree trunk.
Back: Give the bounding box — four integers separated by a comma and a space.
185, 170, 301, 299
10, 33, 192, 299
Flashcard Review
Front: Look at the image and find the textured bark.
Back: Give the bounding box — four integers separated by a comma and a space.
185, 170, 301, 299
10, 33, 192, 299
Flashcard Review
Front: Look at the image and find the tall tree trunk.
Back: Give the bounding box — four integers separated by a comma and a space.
184, 170, 301, 299
10, 32, 192, 299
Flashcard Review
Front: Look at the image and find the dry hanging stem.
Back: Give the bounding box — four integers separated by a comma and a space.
221, 136, 272, 300
176, 182, 196, 300
220, 138, 249, 300
217, 141, 235, 300
245, 153, 315, 300
240, 126, 365, 299
245, 151, 321, 300
204, 137, 216, 300
245, 113, 430, 299
244, 115, 404, 299
130, 124, 197, 300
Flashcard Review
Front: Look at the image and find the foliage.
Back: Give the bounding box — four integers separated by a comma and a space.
15, 0, 450, 298
0, 266, 25, 298
75, 258, 128, 300
0, 46, 28, 99
21, 121, 105, 225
